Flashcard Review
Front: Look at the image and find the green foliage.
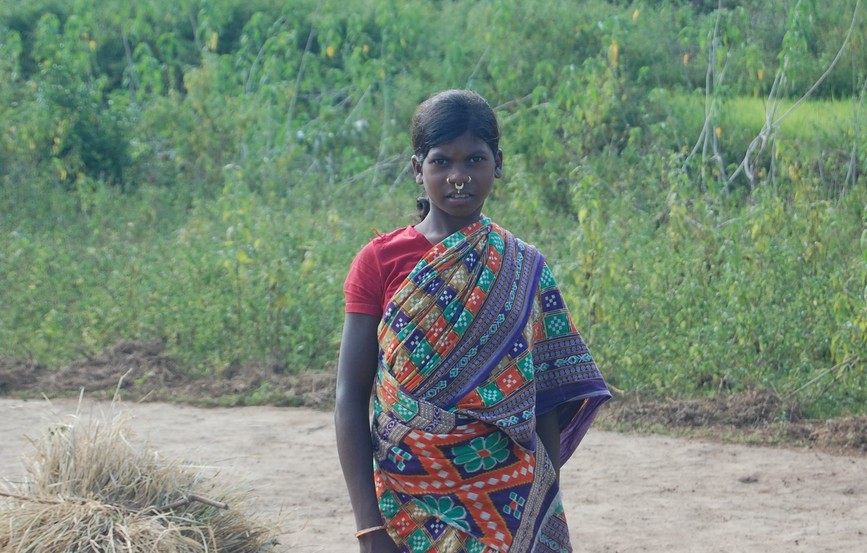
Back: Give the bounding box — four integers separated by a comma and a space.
1, 0, 865, 417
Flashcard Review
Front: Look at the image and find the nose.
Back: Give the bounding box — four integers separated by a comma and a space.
446, 175, 471, 188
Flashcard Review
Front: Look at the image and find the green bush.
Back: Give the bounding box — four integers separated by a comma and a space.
1, 0, 864, 417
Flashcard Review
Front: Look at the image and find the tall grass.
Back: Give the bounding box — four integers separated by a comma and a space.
1, 0, 864, 417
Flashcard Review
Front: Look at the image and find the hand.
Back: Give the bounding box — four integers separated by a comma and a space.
358, 529, 400, 553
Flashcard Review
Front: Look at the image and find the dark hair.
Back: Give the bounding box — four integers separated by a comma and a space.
412, 90, 500, 219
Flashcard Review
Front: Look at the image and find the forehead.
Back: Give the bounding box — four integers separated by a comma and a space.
427, 132, 493, 157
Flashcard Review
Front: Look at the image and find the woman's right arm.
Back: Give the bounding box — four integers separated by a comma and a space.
335, 312, 400, 552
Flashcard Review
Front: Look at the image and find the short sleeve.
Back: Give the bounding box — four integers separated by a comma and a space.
344, 241, 384, 317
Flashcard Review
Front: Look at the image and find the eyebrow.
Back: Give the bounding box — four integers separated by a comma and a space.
427, 148, 489, 158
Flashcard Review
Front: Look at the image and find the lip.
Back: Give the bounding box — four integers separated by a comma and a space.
446, 193, 473, 200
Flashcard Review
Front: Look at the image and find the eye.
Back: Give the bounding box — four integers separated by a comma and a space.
469, 155, 485, 164
430, 157, 448, 165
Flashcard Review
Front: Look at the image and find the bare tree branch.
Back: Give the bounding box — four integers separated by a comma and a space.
729, 0, 862, 188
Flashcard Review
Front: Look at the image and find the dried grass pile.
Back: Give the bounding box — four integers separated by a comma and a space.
0, 406, 279, 552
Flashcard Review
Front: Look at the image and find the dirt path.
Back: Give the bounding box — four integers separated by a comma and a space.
2, 397, 865, 552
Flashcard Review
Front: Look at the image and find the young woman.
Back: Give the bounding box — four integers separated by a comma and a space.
335, 89, 610, 553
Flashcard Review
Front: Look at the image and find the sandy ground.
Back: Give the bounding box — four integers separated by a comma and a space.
1, 397, 865, 553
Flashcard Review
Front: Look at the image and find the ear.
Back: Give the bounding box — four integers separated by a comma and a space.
411, 155, 424, 184
494, 149, 504, 178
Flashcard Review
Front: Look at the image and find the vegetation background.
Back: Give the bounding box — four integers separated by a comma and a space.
1, 0, 864, 419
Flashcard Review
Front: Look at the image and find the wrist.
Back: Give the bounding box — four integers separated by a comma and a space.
355, 525, 386, 539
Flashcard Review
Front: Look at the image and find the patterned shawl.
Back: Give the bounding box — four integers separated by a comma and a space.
372, 217, 610, 552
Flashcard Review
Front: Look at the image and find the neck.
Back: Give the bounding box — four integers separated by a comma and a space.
415, 209, 483, 244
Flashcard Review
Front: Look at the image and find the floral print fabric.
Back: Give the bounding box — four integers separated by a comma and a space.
372, 218, 610, 552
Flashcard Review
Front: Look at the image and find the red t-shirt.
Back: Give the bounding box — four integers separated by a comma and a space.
344, 226, 432, 317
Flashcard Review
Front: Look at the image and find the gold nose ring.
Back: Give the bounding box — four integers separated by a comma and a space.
447, 175, 471, 192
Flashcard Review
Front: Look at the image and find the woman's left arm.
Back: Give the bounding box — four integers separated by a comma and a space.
537, 409, 561, 480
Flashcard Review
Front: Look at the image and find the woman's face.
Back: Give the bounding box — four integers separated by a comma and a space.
412, 131, 503, 225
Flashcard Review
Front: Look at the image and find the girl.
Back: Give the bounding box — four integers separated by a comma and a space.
335, 89, 610, 553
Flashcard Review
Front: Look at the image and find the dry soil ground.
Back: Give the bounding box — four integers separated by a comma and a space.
1, 343, 866, 552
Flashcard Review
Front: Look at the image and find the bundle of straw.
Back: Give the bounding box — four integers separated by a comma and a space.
0, 407, 278, 552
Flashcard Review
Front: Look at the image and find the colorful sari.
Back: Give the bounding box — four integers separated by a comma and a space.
372, 217, 610, 553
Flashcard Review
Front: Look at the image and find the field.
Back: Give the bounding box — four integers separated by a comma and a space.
3, 2, 866, 551
2, 394, 866, 552
1, 0, 866, 456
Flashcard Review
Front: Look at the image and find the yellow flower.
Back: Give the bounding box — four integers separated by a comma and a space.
683, 53, 690, 65
326, 45, 335, 58
632, 9, 640, 22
